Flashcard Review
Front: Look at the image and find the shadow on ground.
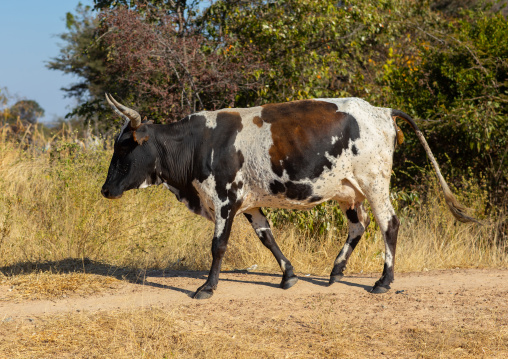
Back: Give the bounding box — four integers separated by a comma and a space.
0, 258, 372, 295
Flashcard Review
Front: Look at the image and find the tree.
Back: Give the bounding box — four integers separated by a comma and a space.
96, 6, 265, 123
386, 5, 508, 206
0, 87, 9, 122
48, 1, 265, 127
8, 100, 45, 124
47, 3, 109, 128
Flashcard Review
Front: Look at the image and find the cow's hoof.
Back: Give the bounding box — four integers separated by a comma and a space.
328, 274, 344, 286
280, 275, 298, 290
193, 288, 214, 300
370, 285, 390, 294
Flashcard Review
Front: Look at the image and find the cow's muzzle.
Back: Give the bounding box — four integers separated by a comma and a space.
101, 186, 123, 199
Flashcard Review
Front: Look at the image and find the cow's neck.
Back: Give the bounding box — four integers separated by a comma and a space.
152, 120, 196, 191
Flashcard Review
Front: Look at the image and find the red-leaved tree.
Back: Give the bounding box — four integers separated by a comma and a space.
98, 6, 266, 123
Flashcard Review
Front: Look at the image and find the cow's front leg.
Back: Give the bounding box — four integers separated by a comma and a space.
193, 207, 236, 300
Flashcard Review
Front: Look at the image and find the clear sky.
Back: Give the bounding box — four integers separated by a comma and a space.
0, 0, 94, 124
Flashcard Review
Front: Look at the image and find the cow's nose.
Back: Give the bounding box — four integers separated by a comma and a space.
101, 187, 110, 198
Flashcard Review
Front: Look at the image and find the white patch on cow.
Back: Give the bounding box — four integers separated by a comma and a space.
210, 149, 214, 165
138, 180, 150, 189
385, 246, 394, 268
254, 227, 270, 237
349, 222, 365, 238
192, 174, 231, 235
334, 243, 350, 265
331, 136, 338, 145
214, 216, 226, 238
193, 111, 218, 129
280, 259, 286, 272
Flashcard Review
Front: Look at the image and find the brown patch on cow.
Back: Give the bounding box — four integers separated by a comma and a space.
133, 131, 149, 145
261, 100, 360, 179
217, 111, 242, 121
253, 116, 263, 127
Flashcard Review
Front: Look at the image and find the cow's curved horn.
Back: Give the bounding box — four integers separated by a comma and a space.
105, 93, 142, 129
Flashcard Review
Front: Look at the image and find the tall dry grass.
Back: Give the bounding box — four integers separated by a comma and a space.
0, 128, 506, 282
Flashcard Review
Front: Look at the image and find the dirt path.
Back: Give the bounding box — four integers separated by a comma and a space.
1, 268, 507, 319
1, 268, 507, 358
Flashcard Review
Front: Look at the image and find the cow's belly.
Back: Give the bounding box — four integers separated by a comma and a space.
237, 174, 365, 214
187, 170, 364, 221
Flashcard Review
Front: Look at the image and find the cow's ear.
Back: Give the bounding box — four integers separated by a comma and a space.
142, 116, 154, 125
133, 125, 149, 145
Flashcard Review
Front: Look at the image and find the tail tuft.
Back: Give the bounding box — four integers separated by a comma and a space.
392, 109, 480, 224
443, 191, 481, 224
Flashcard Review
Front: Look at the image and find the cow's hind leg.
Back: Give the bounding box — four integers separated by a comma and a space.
329, 202, 370, 285
244, 208, 298, 289
365, 190, 400, 294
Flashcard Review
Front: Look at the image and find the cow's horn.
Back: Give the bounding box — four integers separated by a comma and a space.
105, 93, 142, 129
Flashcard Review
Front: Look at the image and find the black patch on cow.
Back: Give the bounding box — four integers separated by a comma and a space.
177, 185, 207, 217
269, 180, 286, 195
350, 235, 362, 250
269, 180, 314, 201
385, 215, 400, 249
193, 112, 245, 205
102, 126, 163, 198
352, 144, 359, 156
345, 208, 359, 223
376, 214, 400, 287
244, 213, 253, 223
221, 206, 230, 219
133, 125, 150, 145
285, 182, 313, 200
308, 196, 323, 203
261, 100, 361, 181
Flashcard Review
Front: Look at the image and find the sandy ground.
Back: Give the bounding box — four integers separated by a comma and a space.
1, 268, 507, 318
1, 268, 507, 357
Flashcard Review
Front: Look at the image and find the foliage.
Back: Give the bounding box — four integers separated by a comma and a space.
207, 0, 399, 104
0, 88, 45, 125
48, 1, 265, 127
0, 132, 505, 276
0, 87, 8, 109
265, 202, 347, 237
96, 6, 265, 123
46, 3, 108, 129
6, 100, 45, 124
386, 5, 508, 206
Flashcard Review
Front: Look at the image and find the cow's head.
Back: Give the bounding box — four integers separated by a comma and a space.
101, 94, 159, 199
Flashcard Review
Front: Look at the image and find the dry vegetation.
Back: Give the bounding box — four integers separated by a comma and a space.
1, 128, 507, 358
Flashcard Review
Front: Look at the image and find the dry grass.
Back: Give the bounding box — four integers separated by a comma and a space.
0, 271, 120, 301
1, 292, 506, 358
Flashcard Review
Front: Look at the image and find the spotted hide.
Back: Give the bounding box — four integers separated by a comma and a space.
102, 94, 476, 299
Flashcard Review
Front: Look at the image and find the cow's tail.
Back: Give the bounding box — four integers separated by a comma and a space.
391, 109, 478, 223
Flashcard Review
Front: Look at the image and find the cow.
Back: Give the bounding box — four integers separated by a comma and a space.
101, 94, 476, 299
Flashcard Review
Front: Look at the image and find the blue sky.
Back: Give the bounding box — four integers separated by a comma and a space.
0, 0, 94, 123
